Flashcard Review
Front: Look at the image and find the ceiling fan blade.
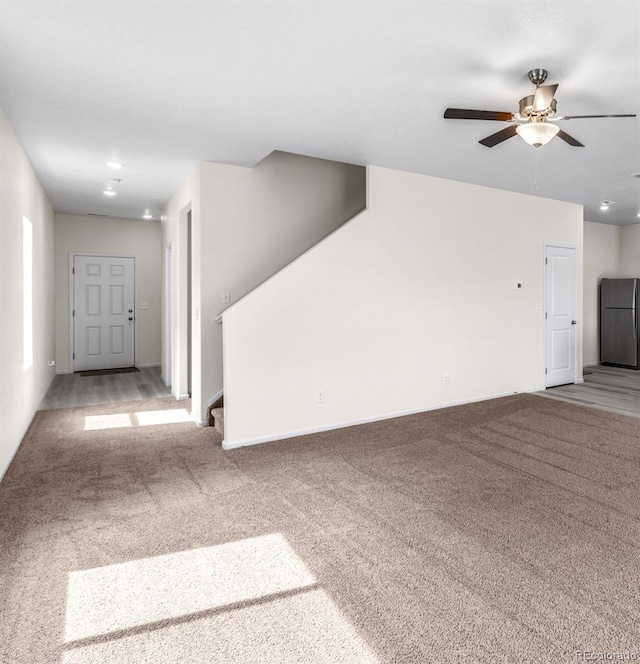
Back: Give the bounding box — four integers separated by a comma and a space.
533, 84, 558, 111
479, 125, 518, 147
560, 114, 637, 120
444, 108, 514, 121
556, 129, 585, 147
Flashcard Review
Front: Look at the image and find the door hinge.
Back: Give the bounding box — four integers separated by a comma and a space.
545, 312, 547, 319
73, 353, 75, 360
73, 310, 75, 317
72, 267, 75, 274
545, 257, 548, 264
545, 368, 547, 375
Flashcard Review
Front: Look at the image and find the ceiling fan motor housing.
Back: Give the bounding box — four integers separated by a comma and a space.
519, 95, 557, 120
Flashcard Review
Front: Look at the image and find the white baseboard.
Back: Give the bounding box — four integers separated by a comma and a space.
583, 362, 598, 368
56, 369, 73, 375
174, 393, 190, 401
0, 408, 39, 483
137, 363, 161, 368
221, 388, 544, 451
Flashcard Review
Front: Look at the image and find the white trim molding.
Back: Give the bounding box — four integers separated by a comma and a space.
222, 388, 544, 450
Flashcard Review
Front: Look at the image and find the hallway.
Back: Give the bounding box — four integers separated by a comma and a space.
39, 367, 171, 410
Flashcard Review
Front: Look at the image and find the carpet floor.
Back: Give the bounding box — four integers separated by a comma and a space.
1, 394, 639, 663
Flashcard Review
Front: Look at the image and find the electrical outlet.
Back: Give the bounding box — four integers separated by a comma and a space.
514, 281, 523, 290
317, 389, 325, 404
140, 301, 149, 310
444, 373, 450, 385
49, 360, 55, 367
221, 291, 230, 304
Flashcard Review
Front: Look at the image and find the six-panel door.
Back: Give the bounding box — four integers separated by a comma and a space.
73, 256, 135, 371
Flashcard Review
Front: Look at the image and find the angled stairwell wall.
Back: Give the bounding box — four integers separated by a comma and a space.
221, 165, 583, 448
162, 151, 366, 425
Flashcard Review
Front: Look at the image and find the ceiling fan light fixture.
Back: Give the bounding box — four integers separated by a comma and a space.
515, 121, 559, 148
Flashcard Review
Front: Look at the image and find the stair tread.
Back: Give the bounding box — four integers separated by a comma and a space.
210, 407, 224, 436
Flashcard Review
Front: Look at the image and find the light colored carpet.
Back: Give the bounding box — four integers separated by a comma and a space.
1, 394, 640, 663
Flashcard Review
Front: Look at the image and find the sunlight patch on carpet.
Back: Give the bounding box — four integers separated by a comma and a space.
134, 408, 192, 426
64, 533, 316, 643
84, 413, 133, 430
63, 588, 379, 663
84, 408, 192, 430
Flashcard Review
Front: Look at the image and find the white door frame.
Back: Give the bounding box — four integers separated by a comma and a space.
169, 203, 191, 400
163, 243, 173, 387
69, 252, 138, 373
543, 242, 579, 387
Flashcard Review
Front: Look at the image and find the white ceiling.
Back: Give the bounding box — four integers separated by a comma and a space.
0, 0, 638, 224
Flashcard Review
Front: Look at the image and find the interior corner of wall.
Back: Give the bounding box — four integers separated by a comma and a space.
365, 166, 372, 209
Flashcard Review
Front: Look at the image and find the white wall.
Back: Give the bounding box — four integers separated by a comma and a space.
583, 221, 621, 366
0, 105, 55, 480
54, 214, 163, 372
618, 224, 640, 278
222, 166, 583, 448
162, 151, 366, 424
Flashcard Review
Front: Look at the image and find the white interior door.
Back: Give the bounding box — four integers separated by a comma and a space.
545, 244, 577, 387
73, 255, 135, 371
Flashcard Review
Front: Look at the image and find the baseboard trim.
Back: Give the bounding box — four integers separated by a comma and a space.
56, 369, 73, 375
174, 393, 190, 401
221, 388, 544, 450
137, 362, 161, 368
0, 409, 39, 483
583, 362, 598, 368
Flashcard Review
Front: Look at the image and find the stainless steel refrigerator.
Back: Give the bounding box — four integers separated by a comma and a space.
600, 278, 640, 368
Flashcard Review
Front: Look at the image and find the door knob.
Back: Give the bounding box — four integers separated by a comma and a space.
571, 320, 577, 325
128, 309, 133, 313
128, 317, 133, 321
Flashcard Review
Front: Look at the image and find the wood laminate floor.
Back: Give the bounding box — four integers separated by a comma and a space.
537, 364, 640, 418
39, 366, 172, 410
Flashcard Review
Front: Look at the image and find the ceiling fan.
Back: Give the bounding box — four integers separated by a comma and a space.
444, 68, 636, 148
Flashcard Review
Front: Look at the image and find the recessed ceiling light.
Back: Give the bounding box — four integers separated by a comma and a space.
142, 212, 153, 220
637, 211, 640, 218
103, 189, 118, 197
600, 204, 609, 211
106, 161, 123, 169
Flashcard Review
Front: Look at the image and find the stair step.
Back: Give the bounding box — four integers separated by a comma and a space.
210, 407, 224, 436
